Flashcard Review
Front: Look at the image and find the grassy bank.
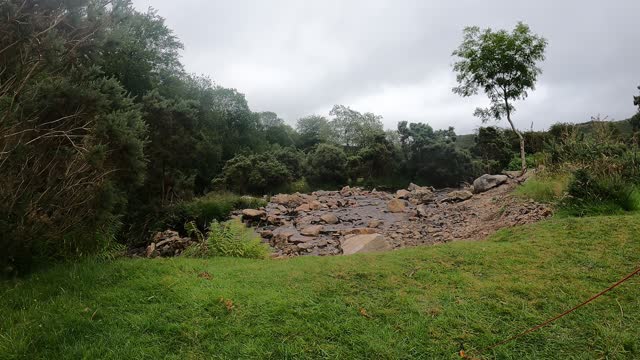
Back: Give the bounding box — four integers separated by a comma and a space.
1, 215, 639, 359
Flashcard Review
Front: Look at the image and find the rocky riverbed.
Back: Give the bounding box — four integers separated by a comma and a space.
240, 175, 553, 257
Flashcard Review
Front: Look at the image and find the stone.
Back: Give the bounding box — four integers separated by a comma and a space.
412, 187, 434, 203
416, 204, 429, 217
259, 230, 273, 238
387, 198, 406, 213
395, 189, 410, 199
367, 219, 383, 228
271, 193, 305, 207
472, 174, 508, 193
295, 203, 311, 212
341, 234, 391, 255
407, 182, 419, 191
343, 227, 378, 235
271, 229, 295, 246
242, 209, 265, 219
145, 243, 156, 258
443, 190, 473, 203
300, 225, 323, 236
320, 213, 339, 224
309, 200, 322, 210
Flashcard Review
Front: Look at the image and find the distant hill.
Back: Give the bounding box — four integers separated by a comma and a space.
455, 118, 635, 151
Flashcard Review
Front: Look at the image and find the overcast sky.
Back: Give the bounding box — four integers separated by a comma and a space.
131, 0, 639, 134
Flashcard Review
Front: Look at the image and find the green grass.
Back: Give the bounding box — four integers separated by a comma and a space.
2, 215, 640, 359
515, 174, 570, 203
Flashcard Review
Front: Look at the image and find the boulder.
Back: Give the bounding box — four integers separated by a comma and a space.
341, 234, 391, 255
416, 204, 429, 217
145, 242, 157, 258
367, 219, 383, 228
411, 187, 434, 203
387, 198, 406, 213
271, 193, 305, 207
320, 213, 339, 224
342, 227, 378, 235
300, 225, 323, 236
395, 189, 410, 199
241, 209, 265, 219
443, 190, 473, 203
295, 203, 311, 212
472, 174, 508, 193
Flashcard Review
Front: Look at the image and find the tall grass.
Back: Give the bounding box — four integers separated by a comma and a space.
515, 173, 570, 203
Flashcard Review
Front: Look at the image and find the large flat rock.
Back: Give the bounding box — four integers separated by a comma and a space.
341, 233, 391, 255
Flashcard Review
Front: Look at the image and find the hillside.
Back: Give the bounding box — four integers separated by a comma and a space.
455, 118, 635, 151
2, 214, 638, 359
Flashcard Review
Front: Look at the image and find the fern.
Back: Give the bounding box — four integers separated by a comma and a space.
185, 218, 269, 259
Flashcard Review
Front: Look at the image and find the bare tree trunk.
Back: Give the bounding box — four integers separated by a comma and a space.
504, 96, 527, 175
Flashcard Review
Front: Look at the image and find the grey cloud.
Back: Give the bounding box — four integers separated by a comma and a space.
132, 0, 640, 134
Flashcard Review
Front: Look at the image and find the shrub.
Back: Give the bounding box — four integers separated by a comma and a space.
184, 218, 269, 259
561, 169, 640, 216
213, 153, 292, 195
156, 192, 266, 238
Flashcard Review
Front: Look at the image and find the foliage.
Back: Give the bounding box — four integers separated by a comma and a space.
184, 218, 269, 259
295, 115, 334, 150
561, 169, 640, 216
515, 173, 569, 203
2, 214, 640, 357
306, 143, 348, 186
329, 105, 384, 148
157, 192, 266, 238
473, 126, 514, 173
0, 0, 147, 272
452, 22, 547, 172
212, 153, 292, 195
398, 122, 476, 187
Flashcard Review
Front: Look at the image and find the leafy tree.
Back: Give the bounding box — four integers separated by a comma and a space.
473, 127, 513, 173
213, 153, 291, 195
296, 115, 334, 150
259, 112, 297, 147
329, 105, 383, 148
452, 22, 547, 173
397, 122, 474, 187
631, 85, 640, 133
306, 144, 348, 186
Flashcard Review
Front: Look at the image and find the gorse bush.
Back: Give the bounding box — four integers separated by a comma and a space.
184, 218, 269, 259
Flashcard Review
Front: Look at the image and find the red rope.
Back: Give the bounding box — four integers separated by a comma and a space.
461, 265, 640, 358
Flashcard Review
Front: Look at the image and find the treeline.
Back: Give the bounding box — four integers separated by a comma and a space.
0, 0, 476, 270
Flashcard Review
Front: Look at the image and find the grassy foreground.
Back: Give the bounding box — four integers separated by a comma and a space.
1, 215, 639, 359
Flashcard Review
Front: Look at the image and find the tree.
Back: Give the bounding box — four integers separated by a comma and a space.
296, 115, 334, 150
473, 127, 513, 173
306, 144, 348, 186
631, 85, 640, 133
452, 22, 547, 173
329, 105, 383, 148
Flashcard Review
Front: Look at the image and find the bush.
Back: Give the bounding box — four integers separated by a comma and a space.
561, 169, 640, 216
213, 153, 292, 195
507, 152, 547, 171
184, 218, 269, 259
156, 192, 266, 238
